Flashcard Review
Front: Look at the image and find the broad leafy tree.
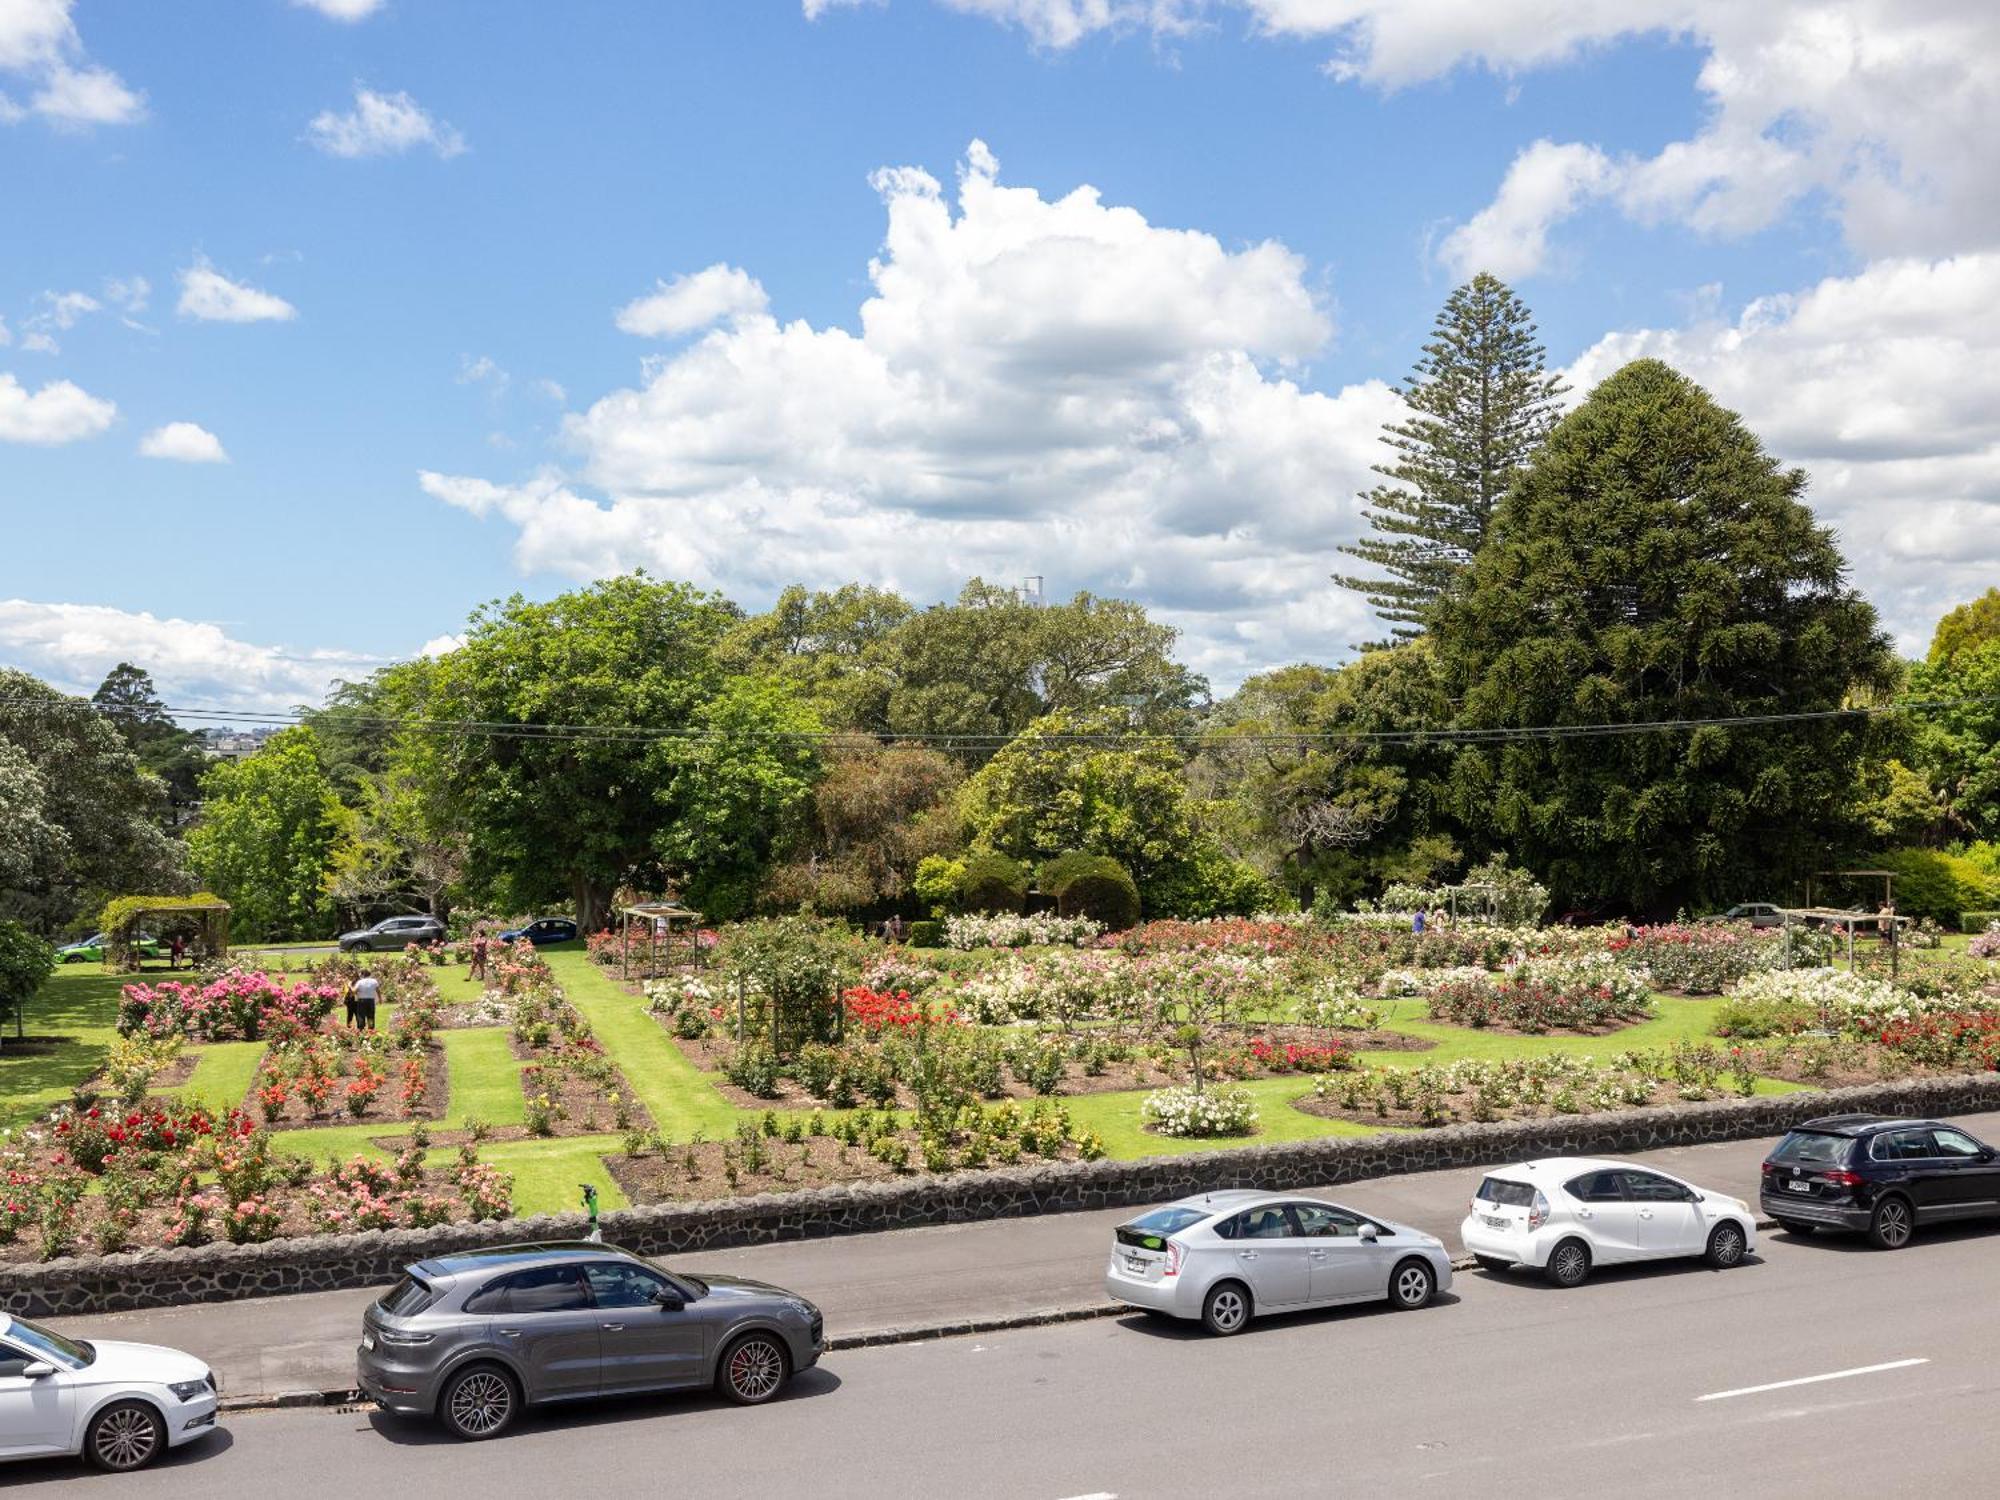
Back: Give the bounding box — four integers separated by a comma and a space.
0, 670, 189, 933
187, 727, 346, 941
1335, 273, 1565, 645
1901, 639, 2000, 841
721, 583, 913, 731
1431, 359, 1895, 915
761, 740, 963, 916
1928, 587, 2000, 667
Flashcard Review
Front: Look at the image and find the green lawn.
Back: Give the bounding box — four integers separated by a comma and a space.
544, 949, 741, 1139
0, 966, 125, 1133
439, 1027, 527, 1127
170, 1040, 267, 1114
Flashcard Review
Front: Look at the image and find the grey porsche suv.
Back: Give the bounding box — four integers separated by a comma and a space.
356, 1242, 824, 1439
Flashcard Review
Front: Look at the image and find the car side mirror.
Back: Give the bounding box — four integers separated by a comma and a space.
20, 1361, 55, 1379
654, 1289, 685, 1311
1357, 1224, 1379, 1241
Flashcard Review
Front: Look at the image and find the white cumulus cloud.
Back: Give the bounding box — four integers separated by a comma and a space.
1436, 139, 1613, 280
615, 265, 770, 338
1564, 253, 2000, 656
138, 421, 229, 463
425, 141, 1392, 686
0, 0, 143, 127
176, 259, 299, 323
306, 85, 465, 159
0, 370, 115, 444
291, 0, 387, 19
0, 600, 411, 711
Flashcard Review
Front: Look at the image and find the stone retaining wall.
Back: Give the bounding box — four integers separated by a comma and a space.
9, 1073, 2000, 1318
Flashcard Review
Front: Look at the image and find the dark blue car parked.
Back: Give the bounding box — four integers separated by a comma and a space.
1761, 1113, 2000, 1248
497, 917, 579, 945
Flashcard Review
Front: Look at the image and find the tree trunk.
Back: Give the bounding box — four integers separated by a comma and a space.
570, 874, 614, 934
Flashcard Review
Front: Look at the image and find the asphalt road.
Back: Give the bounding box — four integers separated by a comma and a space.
15, 1206, 2000, 1496
44, 1109, 2000, 1401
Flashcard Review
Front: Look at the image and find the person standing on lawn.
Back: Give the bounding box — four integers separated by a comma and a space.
353, 968, 381, 1032
470, 931, 488, 981
169, 934, 185, 971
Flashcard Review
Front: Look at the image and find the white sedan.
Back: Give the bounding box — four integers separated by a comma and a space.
0, 1314, 220, 1472
1460, 1157, 1757, 1287
1105, 1189, 1454, 1334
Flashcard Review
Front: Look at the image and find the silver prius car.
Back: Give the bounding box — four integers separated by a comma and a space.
357, 1242, 824, 1439
1105, 1190, 1453, 1334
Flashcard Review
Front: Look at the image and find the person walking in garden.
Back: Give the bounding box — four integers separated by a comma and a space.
168, 934, 185, 971
353, 968, 381, 1031
1412, 907, 1426, 936
470, 931, 488, 981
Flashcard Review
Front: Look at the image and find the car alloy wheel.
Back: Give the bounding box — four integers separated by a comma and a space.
444, 1367, 516, 1439
1869, 1197, 1914, 1250
722, 1334, 788, 1404
1390, 1260, 1435, 1309
1202, 1282, 1250, 1336
88, 1402, 164, 1472
1705, 1222, 1747, 1268
1545, 1238, 1591, 1288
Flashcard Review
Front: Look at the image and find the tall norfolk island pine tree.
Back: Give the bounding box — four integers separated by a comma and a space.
1432, 359, 1896, 916
1335, 273, 1566, 645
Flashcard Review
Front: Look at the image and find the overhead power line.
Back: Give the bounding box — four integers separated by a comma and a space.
1, 692, 1990, 749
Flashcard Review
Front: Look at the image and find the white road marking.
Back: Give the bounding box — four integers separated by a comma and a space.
1055, 1493, 1117, 1499
1696, 1358, 1929, 1402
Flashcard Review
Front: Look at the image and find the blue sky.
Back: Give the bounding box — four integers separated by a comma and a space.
3, 1, 1996, 709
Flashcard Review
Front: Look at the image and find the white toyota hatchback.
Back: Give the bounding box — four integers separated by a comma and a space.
1460, 1157, 1756, 1287
1105, 1189, 1454, 1334
0, 1314, 220, 1473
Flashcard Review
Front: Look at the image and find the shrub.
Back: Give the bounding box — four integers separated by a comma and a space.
943, 912, 1103, 949
1874, 847, 1999, 924
907, 919, 944, 948
1971, 924, 2000, 960
1142, 849, 1281, 920
1140, 1084, 1257, 1137
722, 1042, 783, 1098
0, 922, 57, 1036
958, 853, 1028, 914
1039, 853, 1141, 930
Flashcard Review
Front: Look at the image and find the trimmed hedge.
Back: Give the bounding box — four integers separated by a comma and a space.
907, 919, 944, 948
1038, 852, 1141, 930
958, 853, 1028, 914
1872, 848, 1999, 924
1964, 911, 2000, 935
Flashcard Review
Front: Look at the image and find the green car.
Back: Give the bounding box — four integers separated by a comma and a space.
56, 932, 165, 964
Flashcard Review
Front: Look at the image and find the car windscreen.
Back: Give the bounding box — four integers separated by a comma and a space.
377, 1274, 437, 1318
7, 1317, 93, 1370
1770, 1131, 1855, 1167
1475, 1177, 1538, 1207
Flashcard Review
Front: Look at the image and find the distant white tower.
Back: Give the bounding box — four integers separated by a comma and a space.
1018, 575, 1045, 606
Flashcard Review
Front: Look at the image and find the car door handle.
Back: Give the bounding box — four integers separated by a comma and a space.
1576, 1209, 1593, 1219
1308, 1249, 1327, 1259
498, 1328, 523, 1338
1238, 1251, 1259, 1260
600, 1323, 624, 1332
1638, 1210, 1655, 1219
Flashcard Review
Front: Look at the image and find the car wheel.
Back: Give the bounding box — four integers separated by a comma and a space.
86, 1401, 165, 1472
1704, 1221, 1748, 1268
440, 1363, 518, 1440
1543, 1237, 1592, 1288
1200, 1280, 1252, 1336
1388, 1258, 1436, 1310
1868, 1196, 1914, 1250
717, 1332, 790, 1405
1473, 1254, 1511, 1275
1772, 1219, 1814, 1237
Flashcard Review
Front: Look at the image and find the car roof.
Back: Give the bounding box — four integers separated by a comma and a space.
412, 1241, 640, 1280
1793, 1113, 1941, 1136
1482, 1157, 1677, 1181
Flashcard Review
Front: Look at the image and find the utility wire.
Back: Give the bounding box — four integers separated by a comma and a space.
1, 692, 1988, 749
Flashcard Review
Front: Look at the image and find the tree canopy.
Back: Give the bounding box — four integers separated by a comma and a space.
186, 727, 344, 942
1431, 358, 1895, 915
1334, 272, 1565, 646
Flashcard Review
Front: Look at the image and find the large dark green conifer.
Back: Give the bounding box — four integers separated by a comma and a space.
1431, 358, 1896, 915
1334, 272, 1565, 645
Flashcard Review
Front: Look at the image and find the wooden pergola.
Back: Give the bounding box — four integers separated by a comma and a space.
615, 901, 703, 980
103, 897, 231, 972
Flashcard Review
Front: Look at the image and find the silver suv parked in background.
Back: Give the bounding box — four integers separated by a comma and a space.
356, 1242, 823, 1439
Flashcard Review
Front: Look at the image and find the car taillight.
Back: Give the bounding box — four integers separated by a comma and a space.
1760, 1161, 1776, 1176
1527, 1189, 1550, 1231
1164, 1242, 1183, 1278
1822, 1169, 1865, 1188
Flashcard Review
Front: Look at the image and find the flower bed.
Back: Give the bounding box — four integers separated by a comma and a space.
1606, 922, 1781, 994
1970, 924, 2000, 960
117, 968, 343, 1042
0, 1106, 515, 1261
943, 912, 1104, 949
1418, 955, 1654, 1033
1140, 1084, 1258, 1137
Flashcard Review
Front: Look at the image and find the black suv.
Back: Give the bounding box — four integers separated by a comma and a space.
1761, 1113, 2000, 1248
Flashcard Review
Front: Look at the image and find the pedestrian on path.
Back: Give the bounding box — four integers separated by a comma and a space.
169, 934, 185, 971
342, 976, 360, 1029
1412, 908, 1426, 935
353, 969, 380, 1032
470, 932, 488, 981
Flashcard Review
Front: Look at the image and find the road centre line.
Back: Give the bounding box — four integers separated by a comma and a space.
1696, 1358, 1929, 1402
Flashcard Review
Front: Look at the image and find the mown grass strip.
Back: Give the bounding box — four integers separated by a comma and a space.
439, 1026, 526, 1127
169, 1040, 268, 1114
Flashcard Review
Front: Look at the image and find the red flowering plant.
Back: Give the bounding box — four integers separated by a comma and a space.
1246, 1035, 1354, 1074
841, 985, 962, 1034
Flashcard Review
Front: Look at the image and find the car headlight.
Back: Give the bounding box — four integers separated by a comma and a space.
169, 1378, 211, 1402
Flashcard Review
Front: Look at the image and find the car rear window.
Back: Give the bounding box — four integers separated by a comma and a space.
1116, 1207, 1208, 1248
1476, 1177, 1538, 1208
377, 1275, 437, 1318
1770, 1131, 1855, 1167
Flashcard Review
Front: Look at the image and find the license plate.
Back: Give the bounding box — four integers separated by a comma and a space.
1123, 1256, 1147, 1272
1786, 1181, 1812, 1194
1482, 1214, 1510, 1229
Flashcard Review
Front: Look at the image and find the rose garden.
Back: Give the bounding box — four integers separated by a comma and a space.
4, 901, 1997, 1265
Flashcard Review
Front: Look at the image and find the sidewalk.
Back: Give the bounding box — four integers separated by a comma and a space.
47, 1109, 2000, 1405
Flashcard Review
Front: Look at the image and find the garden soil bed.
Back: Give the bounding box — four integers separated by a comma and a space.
242, 1044, 450, 1131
